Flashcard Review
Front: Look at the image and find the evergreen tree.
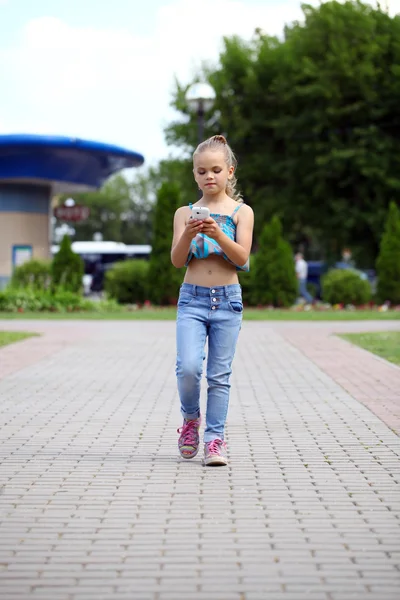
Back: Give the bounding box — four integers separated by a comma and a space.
166, 1, 400, 265
148, 182, 184, 305
51, 235, 84, 293
376, 201, 400, 304
252, 216, 297, 307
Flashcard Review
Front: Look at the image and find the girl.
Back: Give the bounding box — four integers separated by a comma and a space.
171, 135, 254, 466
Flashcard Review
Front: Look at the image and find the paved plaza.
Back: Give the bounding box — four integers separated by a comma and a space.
0, 318, 399, 600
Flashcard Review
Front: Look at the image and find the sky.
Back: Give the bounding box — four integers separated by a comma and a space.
0, 0, 398, 166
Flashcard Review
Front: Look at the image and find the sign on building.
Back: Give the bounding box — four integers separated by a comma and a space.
54, 205, 90, 222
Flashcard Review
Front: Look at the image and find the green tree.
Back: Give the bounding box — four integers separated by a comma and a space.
148, 158, 195, 204
252, 216, 298, 307
148, 182, 184, 305
166, 1, 400, 266
376, 201, 400, 304
57, 160, 195, 246
57, 172, 153, 244
51, 235, 84, 293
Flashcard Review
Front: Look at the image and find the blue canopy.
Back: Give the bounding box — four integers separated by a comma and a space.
0, 134, 145, 191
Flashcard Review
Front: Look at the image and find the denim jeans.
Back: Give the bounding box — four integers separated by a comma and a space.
299, 278, 313, 303
176, 283, 243, 443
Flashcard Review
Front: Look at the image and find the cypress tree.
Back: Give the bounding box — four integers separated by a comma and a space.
376, 201, 400, 305
252, 216, 297, 307
148, 182, 184, 305
51, 235, 84, 293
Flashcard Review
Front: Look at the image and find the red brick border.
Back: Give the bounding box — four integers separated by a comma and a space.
283, 328, 400, 433
0, 323, 90, 380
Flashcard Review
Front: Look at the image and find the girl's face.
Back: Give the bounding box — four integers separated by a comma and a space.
193, 150, 234, 196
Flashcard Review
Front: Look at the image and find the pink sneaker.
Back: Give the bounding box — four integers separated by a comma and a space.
177, 417, 201, 459
204, 439, 228, 466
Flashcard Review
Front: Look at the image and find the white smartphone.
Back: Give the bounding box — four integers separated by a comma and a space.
191, 206, 210, 220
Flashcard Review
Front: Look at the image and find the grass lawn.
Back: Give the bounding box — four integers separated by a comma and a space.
0, 309, 400, 321
339, 331, 400, 366
0, 331, 38, 348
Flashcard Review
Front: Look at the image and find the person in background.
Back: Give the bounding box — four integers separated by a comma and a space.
295, 252, 313, 304
341, 248, 355, 268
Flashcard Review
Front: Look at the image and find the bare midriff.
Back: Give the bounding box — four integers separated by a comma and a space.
184, 255, 239, 287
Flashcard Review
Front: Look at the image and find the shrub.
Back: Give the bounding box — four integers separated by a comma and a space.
251, 216, 298, 307
105, 260, 149, 304
0, 289, 77, 312
83, 298, 122, 313
376, 201, 400, 305
148, 182, 184, 305
238, 268, 255, 306
51, 235, 84, 293
51, 290, 86, 311
307, 282, 318, 299
322, 269, 371, 305
11, 259, 51, 290
0, 288, 125, 313
0, 289, 46, 312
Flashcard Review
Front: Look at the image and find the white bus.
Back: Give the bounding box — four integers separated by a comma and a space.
51, 241, 152, 293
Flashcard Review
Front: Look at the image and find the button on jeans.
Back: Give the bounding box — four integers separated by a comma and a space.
176, 283, 243, 442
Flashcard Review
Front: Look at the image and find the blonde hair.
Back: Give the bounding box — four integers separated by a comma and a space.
193, 134, 243, 202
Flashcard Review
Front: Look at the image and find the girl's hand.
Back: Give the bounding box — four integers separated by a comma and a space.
200, 217, 222, 241
184, 217, 204, 240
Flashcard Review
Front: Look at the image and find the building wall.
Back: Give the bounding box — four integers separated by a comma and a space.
0, 184, 51, 287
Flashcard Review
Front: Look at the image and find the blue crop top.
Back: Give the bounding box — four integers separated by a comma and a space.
185, 203, 249, 272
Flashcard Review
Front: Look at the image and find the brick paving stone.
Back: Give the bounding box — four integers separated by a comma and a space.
0, 318, 399, 600
246, 597, 327, 600
71, 596, 154, 600
330, 596, 399, 600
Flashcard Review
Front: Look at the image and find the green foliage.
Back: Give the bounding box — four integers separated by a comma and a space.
51, 235, 84, 293
59, 162, 193, 246
307, 282, 318, 299
58, 173, 153, 245
0, 288, 122, 313
238, 268, 255, 305
105, 260, 149, 304
166, 1, 400, 265
148, 159, 195, 206
251, 216, 298, 307
322, 269, 372, 305
340, 331, 400, 366
11, 259, 51, 290
0, 289, 50, 313
0, 331, 38, 347
148, 182, 184, 305
376, 201, 400, 304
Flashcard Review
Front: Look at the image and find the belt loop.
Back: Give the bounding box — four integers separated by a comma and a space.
224, 285, 228, 298
193, 285, 197, 296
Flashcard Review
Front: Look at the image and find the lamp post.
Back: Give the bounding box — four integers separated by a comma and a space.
186, 82, 216, 146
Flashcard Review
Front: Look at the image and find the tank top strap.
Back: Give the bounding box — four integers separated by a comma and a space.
231, 203, 243, 218
189, 203, 193, 209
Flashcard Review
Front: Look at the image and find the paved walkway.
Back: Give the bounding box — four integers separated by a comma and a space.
0, 319, 399, 600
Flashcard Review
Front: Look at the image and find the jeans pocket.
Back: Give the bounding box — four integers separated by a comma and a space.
228, 296, 243, 313
177, 292, 195, 308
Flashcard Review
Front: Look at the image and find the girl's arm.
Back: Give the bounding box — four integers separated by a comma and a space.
201, 205, 254, 268
171, 207, 204, 268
